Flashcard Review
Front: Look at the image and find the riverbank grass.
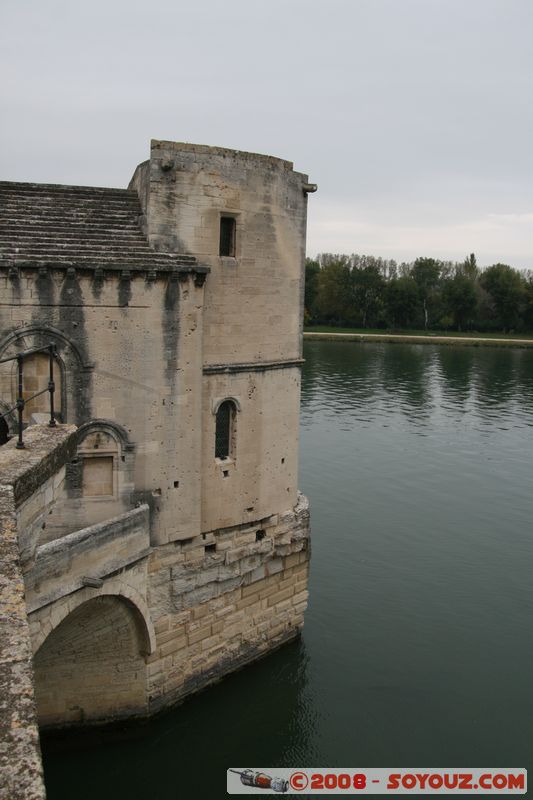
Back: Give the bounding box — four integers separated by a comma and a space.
304, 327, 533, 348
305, 326, 533, 339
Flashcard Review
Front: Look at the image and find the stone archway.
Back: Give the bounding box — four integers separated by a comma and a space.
0, 324, 92, 425
33, 595, 149, 727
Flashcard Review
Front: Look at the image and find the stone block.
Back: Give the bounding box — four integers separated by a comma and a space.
185, 547, 205, 563
238, 555, 262, 575
213, 604, 236, 619
241, 573, 278, 598
266, 587, 294, 607
154, 616, 170, 634
201, 634, 221, 652
292, 590, 309, 605
236, 593, 260, 611
265, 558, 283, 576
209, 619, 224, 635
187, 624, 212, 645
182, 584, 218, 608
284, 553, 300, 569
260, 583, 282, 600
157, 628, 186, 646
247, 565, 266, 583
224, 545, 250, 565
216, 576, 243, 596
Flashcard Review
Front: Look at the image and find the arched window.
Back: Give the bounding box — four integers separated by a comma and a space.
12, 352, 63, 419
215, 400, 236, 460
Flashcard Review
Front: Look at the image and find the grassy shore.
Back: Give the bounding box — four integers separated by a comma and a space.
304, 326, 533, 348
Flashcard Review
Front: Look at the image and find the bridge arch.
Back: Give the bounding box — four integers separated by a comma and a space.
31, 583, 156, 656
32, 588, 155, 727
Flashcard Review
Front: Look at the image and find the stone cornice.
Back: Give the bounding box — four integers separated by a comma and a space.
203, 358, 304, 375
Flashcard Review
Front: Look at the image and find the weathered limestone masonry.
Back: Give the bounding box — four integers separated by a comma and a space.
0, 141, 314, 729
0, 425, 77, 800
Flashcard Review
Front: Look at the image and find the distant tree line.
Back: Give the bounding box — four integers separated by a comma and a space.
305, 254, 533, 333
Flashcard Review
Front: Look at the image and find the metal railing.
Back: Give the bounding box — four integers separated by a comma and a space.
0, 344, 57, 448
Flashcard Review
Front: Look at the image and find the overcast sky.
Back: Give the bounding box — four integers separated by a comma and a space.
1, 0, 532, 267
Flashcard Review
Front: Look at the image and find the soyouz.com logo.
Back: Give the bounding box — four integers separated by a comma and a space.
227, 768, 527, 794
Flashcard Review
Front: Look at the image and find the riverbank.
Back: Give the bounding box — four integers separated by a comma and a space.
304, 330, 533, 348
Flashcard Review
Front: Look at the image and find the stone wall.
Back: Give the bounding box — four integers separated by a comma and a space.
0, 141, 313, 730
0, 270, 206, 546
25, 505, 150, 613
0, 506, 46, 800
130, 140, 309, 366
16, 463, 68, 566
24, 494, 309, 726
129, 140, 310, 532
201, 366, 302, 529
0, 424, 77, 800
145, 493, 309, 711
33, 595, 148, 727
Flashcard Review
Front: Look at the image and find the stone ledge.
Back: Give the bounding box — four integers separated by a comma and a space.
26, 504, 151, 613
203, 358, 304, 375
151, 139, 295, 172
0, 424, 77, 508
0, 262, 210, 277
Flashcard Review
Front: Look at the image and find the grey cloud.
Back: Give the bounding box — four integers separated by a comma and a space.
1, 0, 531, 266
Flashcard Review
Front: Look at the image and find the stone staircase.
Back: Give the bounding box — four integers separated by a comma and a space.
0, 181, 197, 272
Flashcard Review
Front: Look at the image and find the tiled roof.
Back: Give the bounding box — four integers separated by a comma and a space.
0, 181, 205, 275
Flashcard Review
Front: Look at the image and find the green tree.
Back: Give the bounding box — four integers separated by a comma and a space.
459, 253, 479, 281
304, 259, 320, 322
443, 272, 478, 331
315, 259, 355, 325
411, 257, 442, 329
522, 273, 533, 330
480, 263, 524, 332
352, 265, 385, 327
384, 276, 420, 328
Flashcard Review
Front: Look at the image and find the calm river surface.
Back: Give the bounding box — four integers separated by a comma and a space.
42, 341, 533, 798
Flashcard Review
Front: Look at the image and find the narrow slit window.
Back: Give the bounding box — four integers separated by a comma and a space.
215, 400, 235, 459
219, 217, 236, 257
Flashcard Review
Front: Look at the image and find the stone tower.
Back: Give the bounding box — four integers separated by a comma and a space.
0, 140, 314, 725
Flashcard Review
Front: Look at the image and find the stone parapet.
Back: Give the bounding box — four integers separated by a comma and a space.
0, 424, 78, 800
25, 495, 309, 729
25, 504, 151, 613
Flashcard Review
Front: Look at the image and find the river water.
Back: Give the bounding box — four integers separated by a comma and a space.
41, 341, 533, 798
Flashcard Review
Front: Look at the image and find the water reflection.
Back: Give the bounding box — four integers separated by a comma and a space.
435, 347, 475, 408
300, 340, 533, 770
473, 348, 520, 419
302, 341, 382, 421
303, 341, 438, 426
303, 341, 533, 433
379, 344, 435, 423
